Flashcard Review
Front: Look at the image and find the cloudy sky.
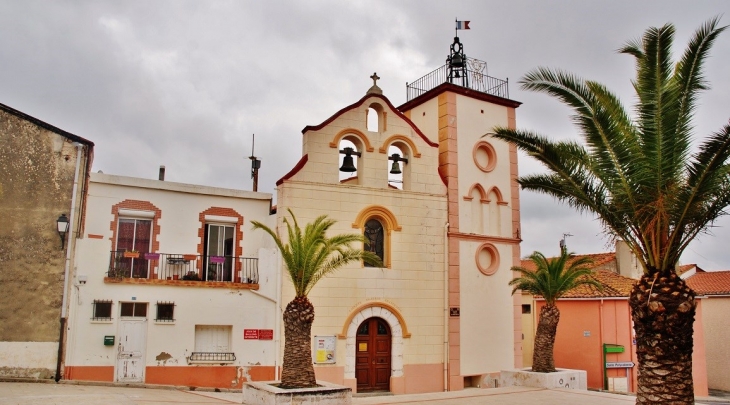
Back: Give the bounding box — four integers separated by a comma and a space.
2, 1, 728, 269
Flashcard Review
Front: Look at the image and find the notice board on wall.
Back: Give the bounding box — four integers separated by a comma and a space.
313, 335, 336, 364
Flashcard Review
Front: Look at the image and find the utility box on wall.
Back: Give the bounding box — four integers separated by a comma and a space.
104, 336, 115, 346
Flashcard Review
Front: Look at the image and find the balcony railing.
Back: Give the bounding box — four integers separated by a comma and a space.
406, 57, 509, 101
107, 251, 259, 284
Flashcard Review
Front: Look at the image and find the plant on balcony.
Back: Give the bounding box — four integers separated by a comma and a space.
123, 250, 140, 258
182, 271, 200, 281
509, 248, 599, 373
251, 209, 381, 389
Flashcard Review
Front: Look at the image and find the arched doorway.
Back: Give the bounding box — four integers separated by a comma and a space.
355, 317, 391, 392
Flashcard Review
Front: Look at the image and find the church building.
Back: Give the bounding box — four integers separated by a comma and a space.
274, 37, 523, 394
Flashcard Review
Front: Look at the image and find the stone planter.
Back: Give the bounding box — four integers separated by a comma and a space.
500, 368, 587, 390
243, 380, 351, 405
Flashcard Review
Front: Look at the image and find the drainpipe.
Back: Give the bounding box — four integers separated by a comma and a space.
56, 142, 83, 382
443, 222, 449, 391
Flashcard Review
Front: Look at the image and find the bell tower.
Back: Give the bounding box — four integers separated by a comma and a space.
399, 37, 523, 391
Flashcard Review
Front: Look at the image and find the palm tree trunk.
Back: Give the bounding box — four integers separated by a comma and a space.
532, 304, 560, 373
630, 270, 696, 404
280, 296, 317, 388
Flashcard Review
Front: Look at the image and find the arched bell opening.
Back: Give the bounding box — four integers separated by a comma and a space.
339, 137, 364, 185
387, 142, 410, 191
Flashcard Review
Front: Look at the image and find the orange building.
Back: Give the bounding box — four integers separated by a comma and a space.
522, 251, 708, 395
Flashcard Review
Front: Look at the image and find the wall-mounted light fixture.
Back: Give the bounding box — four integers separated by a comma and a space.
389, 153, 409, 175
57, 214, 69, 250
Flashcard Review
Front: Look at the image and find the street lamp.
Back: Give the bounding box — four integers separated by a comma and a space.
57, 214, 69, 250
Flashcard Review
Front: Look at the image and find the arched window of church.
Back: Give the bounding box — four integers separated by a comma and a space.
364, 218, 384, 267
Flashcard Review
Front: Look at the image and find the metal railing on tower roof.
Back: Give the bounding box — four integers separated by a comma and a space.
406, 56, 509, 101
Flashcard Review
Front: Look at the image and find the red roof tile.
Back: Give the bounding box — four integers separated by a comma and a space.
685, 271, 730, 295
518, 253, 636, 299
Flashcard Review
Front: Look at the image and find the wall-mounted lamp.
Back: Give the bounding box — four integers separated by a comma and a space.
57, 214, 69, 250
339, 147, 361, 172
389, 153, 409, 175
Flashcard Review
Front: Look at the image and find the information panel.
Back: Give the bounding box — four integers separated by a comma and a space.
313, 335, 336, 364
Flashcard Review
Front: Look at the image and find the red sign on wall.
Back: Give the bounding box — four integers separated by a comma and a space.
258, 329, 274, 340
244, 329, 259, 339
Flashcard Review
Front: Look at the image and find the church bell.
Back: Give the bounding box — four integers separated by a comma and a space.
339, 147, 359, 172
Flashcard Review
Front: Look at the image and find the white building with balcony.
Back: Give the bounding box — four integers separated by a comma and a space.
64, 172, 279, 388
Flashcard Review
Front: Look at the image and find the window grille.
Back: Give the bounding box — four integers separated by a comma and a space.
189, 352, 236, 363
92, 300, 113, 321
156, 301, 175, 322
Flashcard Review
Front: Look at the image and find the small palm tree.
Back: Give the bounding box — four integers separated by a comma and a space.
510, 248, 599, 372
251, 209, 381, 389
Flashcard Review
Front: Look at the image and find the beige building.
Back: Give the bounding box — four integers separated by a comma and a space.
275, 38, 523, 394
686, 270, 730, 391
0, 102, 94, 380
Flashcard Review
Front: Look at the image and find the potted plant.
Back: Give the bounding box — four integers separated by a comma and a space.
182, 271, 200, 281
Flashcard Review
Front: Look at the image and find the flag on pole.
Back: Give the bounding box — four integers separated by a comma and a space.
456, 21, 470, 30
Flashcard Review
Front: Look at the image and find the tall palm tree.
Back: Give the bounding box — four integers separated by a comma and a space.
251, 209, 381, 389
510, 249, 598, 372
493, 18, 729, 403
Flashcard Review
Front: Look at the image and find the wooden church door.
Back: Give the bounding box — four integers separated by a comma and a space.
355, 317, 391, 392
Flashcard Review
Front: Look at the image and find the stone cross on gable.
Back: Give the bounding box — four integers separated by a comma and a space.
367, 72, 383, 95
370, 72, 380, 86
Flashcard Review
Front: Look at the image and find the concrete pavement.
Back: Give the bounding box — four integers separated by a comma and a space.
0, 381, 728, 405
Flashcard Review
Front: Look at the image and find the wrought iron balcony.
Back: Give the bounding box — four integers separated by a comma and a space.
406, 57, 509, 101
107, 251, 259, 284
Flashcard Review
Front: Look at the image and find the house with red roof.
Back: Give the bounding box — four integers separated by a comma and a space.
686, 270, 730, 391
520, 245, 709, 395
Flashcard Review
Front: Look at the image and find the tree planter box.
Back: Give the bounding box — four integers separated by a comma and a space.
500, 368, 587, 390
243, 381, 351, 405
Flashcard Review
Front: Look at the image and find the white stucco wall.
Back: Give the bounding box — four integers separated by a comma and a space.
459, 241, 515, 374
66, 175, 278, 371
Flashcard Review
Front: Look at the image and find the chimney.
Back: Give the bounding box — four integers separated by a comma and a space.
158, 165, 165, 181
615, 240, 641, 279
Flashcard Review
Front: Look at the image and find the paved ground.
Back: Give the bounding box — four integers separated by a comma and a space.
0, 381, 727, 405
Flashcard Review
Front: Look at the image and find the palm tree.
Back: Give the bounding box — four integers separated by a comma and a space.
510, 249, 598, 372
493, 18, 729, 403
251, 209, 381, 389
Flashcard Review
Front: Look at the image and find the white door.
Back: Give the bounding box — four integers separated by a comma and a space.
116, 319, 147, 382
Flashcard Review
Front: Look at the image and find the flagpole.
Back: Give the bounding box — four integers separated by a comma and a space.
454, 17, 457, 37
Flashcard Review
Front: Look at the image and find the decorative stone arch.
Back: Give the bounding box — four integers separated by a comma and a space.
339, 302, 410, 380
378, 135, 422, 158
486, 186, 509, 206
329, 128, 375, 152
473, 140, 497, 172
463, 183, 489, 202
352, 205, 401, 268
